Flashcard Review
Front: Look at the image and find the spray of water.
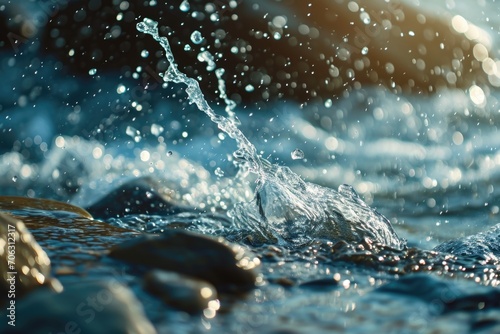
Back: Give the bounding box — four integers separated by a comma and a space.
136, 18, 406, 249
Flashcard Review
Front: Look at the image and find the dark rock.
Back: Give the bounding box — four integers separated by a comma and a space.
268, 277, 296, 287
0, 195, 93, 219
376, 274, 500, 314
41, 0, 492, 104
143, 269, 218, 314
109, 229, 261, 293
85, 177, 188, 218
0, 212, 61, 304
299, 278, 339, 290
434, 223, 500, 262
0, 280, 156, 334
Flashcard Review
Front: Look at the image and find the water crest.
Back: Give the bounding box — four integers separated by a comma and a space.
136, 18, 406, 249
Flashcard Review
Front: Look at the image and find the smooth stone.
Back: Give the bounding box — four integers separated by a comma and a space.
434, 223, 500, 262
109, 229, 261, 293
0, 212, 61, 303
376, 274, 500, 314
0, 280, 156, 334
143, 270, 218, 314
299, 278, 339, 290
0, 196, 93, 219
85, 177, 188, 219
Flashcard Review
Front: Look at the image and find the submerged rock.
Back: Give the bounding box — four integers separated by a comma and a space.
376, 274, 500, 314
434, 223, 500, 262
0, 212, 61, 303
143, 270, 218, 314
0, 280, 156, 334
109, 229, 261, 293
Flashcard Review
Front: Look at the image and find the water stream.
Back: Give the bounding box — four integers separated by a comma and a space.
2, 1, 500, 332
136, 18, 405, 249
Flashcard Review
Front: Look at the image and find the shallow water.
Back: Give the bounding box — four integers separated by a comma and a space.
1, 0, 500, 333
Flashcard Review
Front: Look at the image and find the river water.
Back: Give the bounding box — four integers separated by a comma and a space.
1, 0, 500, 333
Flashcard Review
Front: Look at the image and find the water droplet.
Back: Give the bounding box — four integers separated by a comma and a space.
166, 151, 173, 156
210, 13, 219, 22
184, 45, 191, 51
324, 99, 332, 108
141, 50, 149, 58
360, 12, 371, 24
291, 149, 305, 160
151, 124, 164, 136
469, 85, 485, 106
245, 84, 255, 92
126, 126, 141, 142
361, 46, 369, 55
214, 167, 224, 177
190, 30, 203, 44
88, 68, 97, 75
117, 84, 126, 94
179, 0, 190, 12
12, 176, 18, 182
136, 18, 158, 34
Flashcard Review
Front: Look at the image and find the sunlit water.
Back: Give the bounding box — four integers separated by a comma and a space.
135, 17, 405, 249
1, 0, 500, 332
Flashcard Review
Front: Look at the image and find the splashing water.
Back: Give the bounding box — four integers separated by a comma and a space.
136, 18, 406, 249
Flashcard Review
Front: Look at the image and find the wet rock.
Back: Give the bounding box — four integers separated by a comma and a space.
143, 270, 218, 314
434, 223, 500, 262
109, 229, 261, 293
42, 0, 491, 103
86, 177, 188, 219
0, 212, 61, 303
268, 277, 295, 287
376, 274, 500, 314
0, 280, 156, 334
0, 196, 139, 280
299, 278, 339, 290
0, 195, 93, 219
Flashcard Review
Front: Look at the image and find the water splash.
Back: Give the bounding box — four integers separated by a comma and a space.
136, 18, 406, 249
291, 149, 305, 160
137, 18, 261, 175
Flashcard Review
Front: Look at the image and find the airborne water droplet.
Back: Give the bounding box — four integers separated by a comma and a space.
214, 167, 224, 177
179, 0, 190, 12
126, 126, 141, 142
151, 124, 164, 136
291, 149, 305, 160
88, 68, 97, 75
166, 151, 173, 156
190, 30, 203, 44
141, 50, 149, 58
12, 176, 18, 182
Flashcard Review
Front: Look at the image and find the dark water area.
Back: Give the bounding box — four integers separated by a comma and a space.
1, 0, 500, 333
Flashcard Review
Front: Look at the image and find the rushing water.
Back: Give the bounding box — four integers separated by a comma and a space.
1, 0, 500, 333
135, 17, 405, 249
